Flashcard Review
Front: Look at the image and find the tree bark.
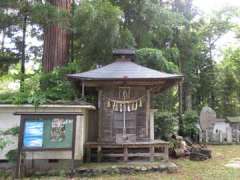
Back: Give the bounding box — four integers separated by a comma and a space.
42, 0, 72, 72
20, 16, 27, 92
178, 82, 184, 135
183, 83, 192, 111
1, 28, 6, 51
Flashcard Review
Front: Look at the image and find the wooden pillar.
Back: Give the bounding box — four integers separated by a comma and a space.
150, 109, 157, 141
15, 117, 24, 178
150, 146, 154, 162
97, 145, 102, 162
164, 144, 169, 161
81, 80, 85, 98
71, 118, 76, 175
123, 146, 128, 162
178, 82, 183, 134
86, 146, 91, 162
98, 89, 103, 142
145, 89, 151, 137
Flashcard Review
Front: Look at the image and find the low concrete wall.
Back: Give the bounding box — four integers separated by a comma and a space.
0, 104, 95, 160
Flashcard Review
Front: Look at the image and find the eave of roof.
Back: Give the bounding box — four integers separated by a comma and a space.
67, 60, 183, 81
0, 103, 96, 110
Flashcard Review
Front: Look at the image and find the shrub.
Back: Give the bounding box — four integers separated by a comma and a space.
0, 64, 77, 106
3, 126, 19, 136
154, 111, 178, 140
6, 149, 17, 163
39, 66, 76, 101
182, 110, 199, 137
136, 48, 178, 73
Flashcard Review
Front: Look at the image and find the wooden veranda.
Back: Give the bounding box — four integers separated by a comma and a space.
86, 140, 169, 162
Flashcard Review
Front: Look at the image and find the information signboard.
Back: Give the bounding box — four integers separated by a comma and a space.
15, 113, 79, 178
22, 116, 74, 149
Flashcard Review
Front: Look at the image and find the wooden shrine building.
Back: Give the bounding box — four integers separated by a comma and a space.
68, 49, 183, 162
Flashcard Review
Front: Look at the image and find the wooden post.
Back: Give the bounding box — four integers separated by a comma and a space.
98, 89, 103, 142
178, 82, 183, 135
150, 146, 154, 162
71, 118, 77, 175
97, 145, 102, 162
164, 144, 169, 161
123, 146, 128, 162
86, 146, 91, 162
15, 117, 24, 178
150, 109, 157, 141
145, 89, 151, 137
81, 80, 85, 98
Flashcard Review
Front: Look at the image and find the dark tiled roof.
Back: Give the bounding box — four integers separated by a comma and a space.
68, 60, 183, 80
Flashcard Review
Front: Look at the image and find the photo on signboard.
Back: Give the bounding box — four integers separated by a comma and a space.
50, 118, 66, 142
23, 121, 44, 148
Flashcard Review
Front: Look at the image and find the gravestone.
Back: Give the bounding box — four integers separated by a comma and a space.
200, 106, 216, 131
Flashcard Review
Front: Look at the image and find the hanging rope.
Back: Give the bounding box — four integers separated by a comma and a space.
104, 95, 144, 112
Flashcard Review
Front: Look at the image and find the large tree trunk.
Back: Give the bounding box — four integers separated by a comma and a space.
42, 0, 72, 72
20, 16, 27, 92
183, 83, 192, 111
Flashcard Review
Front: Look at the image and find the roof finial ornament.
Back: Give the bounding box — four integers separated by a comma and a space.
112, 49, 135, 61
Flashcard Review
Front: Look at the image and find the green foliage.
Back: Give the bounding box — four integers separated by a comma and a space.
0, 170, 10, 179
6, 149, 17, 163
154, 111, 178, 140
0, 127, 19, 151
31, 3, 71, 29
153, 89, 178, 112
40, 65, 76, 102
214, 48, 240, 116
73, 0, 123, 70
136, 48, 178, 73
0, 135, 7, 151
182, 110, 198, 137
0, 51, 18, 76
0, 64, 77, 106
0, 127, 19, 164
112, 0, 184, 48
3, 126, 19, 136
